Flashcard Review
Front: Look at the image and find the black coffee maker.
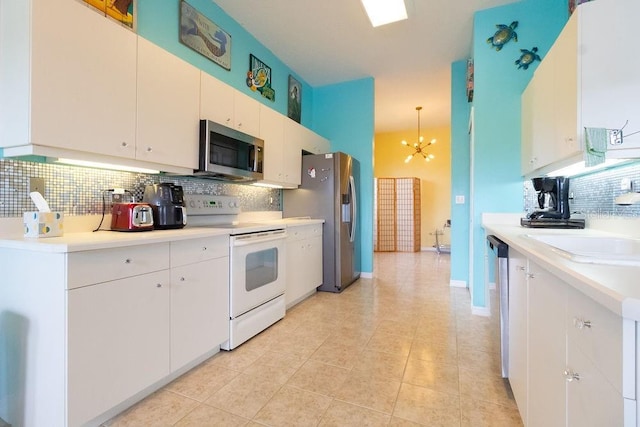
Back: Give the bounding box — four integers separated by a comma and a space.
522, 176, 584, 228
529, 176, 571, 220
142, 183, 187, 229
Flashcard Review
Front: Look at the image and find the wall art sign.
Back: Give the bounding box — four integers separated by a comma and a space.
247, 54, 275, 101
83, 0, 135, 29
179, 1, 231, 70
287, 75, 302, 123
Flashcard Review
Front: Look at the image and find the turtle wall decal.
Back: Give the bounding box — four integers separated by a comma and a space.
487, 21, 518, 51
515, 47, 541, 70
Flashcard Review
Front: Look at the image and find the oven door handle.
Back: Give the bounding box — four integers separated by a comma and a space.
232, 231, 287, 246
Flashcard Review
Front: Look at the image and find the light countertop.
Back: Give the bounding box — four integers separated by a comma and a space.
0, 217, 324, 253
483, 214, 640, 321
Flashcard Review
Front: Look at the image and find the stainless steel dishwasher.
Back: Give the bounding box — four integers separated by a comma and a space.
487, 234, 509, 378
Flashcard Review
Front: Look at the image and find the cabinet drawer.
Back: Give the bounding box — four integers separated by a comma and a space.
287, 224, 322, 241
67, 243, 170, 289
566, 286, 623, 394
171, 235, 229, 267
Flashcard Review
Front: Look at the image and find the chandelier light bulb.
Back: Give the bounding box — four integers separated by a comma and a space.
405, 155, 413, 163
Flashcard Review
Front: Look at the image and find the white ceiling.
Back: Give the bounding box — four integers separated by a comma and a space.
214, 0, 516, 133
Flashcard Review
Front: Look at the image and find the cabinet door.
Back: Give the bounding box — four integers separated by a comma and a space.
527, 262, 567, 427
552, 13, 580, 162
507, 249, 528, 422
29, 0, 136, 157
283, 120, 305, 185
307, 235, 323, 288
234, 91, 260, 137
67, 270, 170, 427
566, 339, 624, 427
171, 257, 229, 371
137, 38, 200, 169
260, 106, 286, 183
200, 72, 235, 127
521, 83, 536, 175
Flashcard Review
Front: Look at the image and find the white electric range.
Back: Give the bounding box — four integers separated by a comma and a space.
185, 194, 287, 350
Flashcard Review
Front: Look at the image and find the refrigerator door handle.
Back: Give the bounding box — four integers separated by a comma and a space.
349, 175, 357, 243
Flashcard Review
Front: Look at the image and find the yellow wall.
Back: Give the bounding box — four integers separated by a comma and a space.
374, 126, 451, 249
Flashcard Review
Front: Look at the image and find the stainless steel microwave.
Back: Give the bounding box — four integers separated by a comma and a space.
196, 120, 264, 182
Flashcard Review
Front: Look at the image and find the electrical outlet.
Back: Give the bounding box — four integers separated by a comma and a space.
111, 193, 124, 204
29, 177, 45, 195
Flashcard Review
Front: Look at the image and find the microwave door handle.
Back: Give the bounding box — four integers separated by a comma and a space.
349, 175, 357, 243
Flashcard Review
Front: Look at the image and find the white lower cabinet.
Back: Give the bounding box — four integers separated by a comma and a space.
0, 235, 230, 427
527, 262, 567, 427
566, 338, 624, 427
507, 249, 528, 422
285, 224, 323, 308
170, 250, 229, 371
508, 252, 636, 427
67, 271, 171, 427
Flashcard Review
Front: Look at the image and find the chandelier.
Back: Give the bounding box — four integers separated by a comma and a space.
401, 106, 436, 163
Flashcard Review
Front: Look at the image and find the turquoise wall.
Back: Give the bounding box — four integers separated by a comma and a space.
137, 0, 315, 129
450, 60, 471, 285
313, 78, 375, 275
468, 0, 567, 307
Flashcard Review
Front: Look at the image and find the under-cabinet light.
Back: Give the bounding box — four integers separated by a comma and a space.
251, 182, 283, 189
546, 159, 626, 177
361, 0, 407, 27
55, 158, 160, 174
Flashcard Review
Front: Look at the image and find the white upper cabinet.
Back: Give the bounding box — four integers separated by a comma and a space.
136, 38, 200, 170
521, 0, 640, 176
200, 72, 260, 137
579, 0, 640, 156
0, 0, 137, 157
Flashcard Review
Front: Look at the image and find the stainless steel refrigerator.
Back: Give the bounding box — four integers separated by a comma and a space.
284, 152, 360, 292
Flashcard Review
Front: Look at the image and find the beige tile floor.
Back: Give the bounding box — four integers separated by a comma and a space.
104, 251, 523, 426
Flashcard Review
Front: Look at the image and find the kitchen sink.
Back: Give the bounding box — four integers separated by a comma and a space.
524, 233, 640, 266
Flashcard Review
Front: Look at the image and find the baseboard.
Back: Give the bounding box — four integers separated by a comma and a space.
421, 246, 438, 252
471, 305, 491, 317
360, 272, 373, 279
449, 280, 467, 288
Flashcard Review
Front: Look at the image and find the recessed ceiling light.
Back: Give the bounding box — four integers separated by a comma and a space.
361, 0, 407, 27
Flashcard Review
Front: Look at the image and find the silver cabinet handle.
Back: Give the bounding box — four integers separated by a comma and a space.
121, 141, 129, 147
573, 318, 592, 329
564, 370, 580, 382
180, 277, 185, 282
516, 266, 525, 271
202, 246, 207, 251
526, 272, 535, 279
156, 283, 162, 288
146, 146, 153, 152
124, 258, 132, 264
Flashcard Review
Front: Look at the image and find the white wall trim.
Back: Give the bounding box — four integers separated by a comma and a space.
471, 305, 491, 317
360, 272, 373, 279
449, 280, 467, 288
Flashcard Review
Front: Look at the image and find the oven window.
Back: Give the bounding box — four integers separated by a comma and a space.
245, 248, 279, 291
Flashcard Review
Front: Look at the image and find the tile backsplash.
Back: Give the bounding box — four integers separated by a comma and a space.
524, 161, 640, 219
0, 159, 281, 217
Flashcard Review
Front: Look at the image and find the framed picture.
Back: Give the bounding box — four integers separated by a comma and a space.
179, 1, 231, 70
288, 75, 302, 123
247, 54, 275, 101
83, 0, 135, 29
